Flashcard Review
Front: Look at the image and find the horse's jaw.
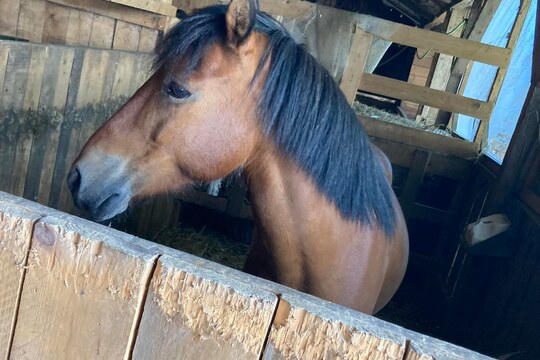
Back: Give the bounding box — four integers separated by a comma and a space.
67, 152, 133, 222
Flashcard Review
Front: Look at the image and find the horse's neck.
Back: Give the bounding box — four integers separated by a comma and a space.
244, 144, 358, 287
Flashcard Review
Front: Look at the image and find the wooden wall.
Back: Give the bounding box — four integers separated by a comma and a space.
0, 191, 494, 359
0, 0, 177, 52
0, 40, 180, 239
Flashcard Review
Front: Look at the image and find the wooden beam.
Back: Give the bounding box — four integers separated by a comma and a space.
10, 206, 158, 359
174, 0, 313, 18
133, 254, 278, 359
358, 73, 492, 120
360, 115, 480, 160
355, 13, 510, 68
0, 198, 42, 359
46, 0, 170, 30
340, 27, 372, 104
105, 0, 177, 17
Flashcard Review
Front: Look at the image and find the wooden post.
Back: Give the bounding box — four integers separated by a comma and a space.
340, 26, 373, 105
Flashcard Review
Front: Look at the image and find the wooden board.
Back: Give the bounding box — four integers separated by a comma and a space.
47, 0, 170, 31
359, 73, 493, 121
355, 13, 510, 68
0, 0, 21, 37
10, 205, 157, 359
133, 254, 278, 359
65, 7, 94, 46
16, 0, 46, 43
106, 0, 177, 17
0, 195, 43, 359
88, 14, 116, 49
340, 27, 373, 104
42, 2, 70, 44
113, 20, 141, 52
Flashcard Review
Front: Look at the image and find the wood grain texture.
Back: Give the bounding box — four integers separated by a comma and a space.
113, 20, 141, 51
10, 208, 157, 359
133, 254, 279, 360
88, 14, 115, 49
47, 0, 169, 31
65, 8, 94, 46
0, 194, 43, 360
0, 0, 21, 37
359, 73, 492, 120
10, 46, 48, 197
16, 0, 46, 43
340, 28, 372, 104
137, 27, 158, 53
42, 2, 70, 44
356, 13, 510, 68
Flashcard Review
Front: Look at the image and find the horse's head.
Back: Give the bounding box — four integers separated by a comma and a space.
68, 0, 265, 221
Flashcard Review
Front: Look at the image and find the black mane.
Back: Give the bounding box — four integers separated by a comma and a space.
156, 5, 397, 236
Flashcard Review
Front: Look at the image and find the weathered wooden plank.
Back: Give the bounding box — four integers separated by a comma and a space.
113, 20, 142, 52
48, 47, 85, 210
0, 0, 21, 37
355, 13, 510, 68
132, 253, 278, 359
47, 0, 170, 31
10, 45, 48, 197
359, 73, 492, 121
0, 44, 31, 193
261, 287, 491, 359
0, 43, 9, 93
137, 27, 158, 53
340, 27, 372, 104
42, 2, 70, 44
65, 8, 94, 46
58, 48, 111, 212
0, 193, 43, 360
10, 206, 157, 359
112, 51, 137, 97
88, 14, 115, 49
38, 47, 74, 206
16, 0, 46, 43
106, 0, 177, 17
370, 137, 473, 181
360, 116, 479, 160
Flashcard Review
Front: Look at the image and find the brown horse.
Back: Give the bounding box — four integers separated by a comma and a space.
67, 0, 408, 314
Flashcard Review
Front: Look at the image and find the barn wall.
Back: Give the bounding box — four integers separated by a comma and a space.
0, 0, 176, 52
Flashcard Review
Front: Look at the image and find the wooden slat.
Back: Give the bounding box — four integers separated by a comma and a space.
10, 46, 48, 197
359, 73, 493, 120
65, 8, 94, 46
174, 0, 312, 18
0, 44, 9, 94
16, 0, 46, 43
0, 195, 42, 359
356, 13, 510, 68
0, 44, 31, 193
42, 2, 70, 44
88, 14, 115, 49
138, 27, 158, 53
113, 20, 141, 52
360, 116, 479, 160
340, 27, 373, 104
262, 288, 491, 359
10, 206, 157, 359
47, 0, 170, 31
0, 0, 21, 37
106, 0, 177, 17
38, 47, 75, 206
133, 253, 278, 359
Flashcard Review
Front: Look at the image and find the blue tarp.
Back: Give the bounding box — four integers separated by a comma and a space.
455, 0, 537, 163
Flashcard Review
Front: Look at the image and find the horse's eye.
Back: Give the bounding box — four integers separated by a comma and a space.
166, 81, 191, 99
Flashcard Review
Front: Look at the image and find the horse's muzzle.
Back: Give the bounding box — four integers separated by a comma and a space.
67, 154, 133, 222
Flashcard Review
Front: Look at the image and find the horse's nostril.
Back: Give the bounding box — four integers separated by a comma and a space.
67, 168, 82, 194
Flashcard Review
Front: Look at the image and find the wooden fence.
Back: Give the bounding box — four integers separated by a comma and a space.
0, 191, 493, 359
0, 0, 178, 52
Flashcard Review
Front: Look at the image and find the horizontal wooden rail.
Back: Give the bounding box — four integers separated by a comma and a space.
355, 14, 510, 68
105, 0, 177, 17
359, 73, 493, 121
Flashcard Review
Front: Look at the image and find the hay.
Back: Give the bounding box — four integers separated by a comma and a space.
352, 101, 452, 137
155, 225, 249, 270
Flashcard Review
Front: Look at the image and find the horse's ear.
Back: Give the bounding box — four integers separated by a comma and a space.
226, 0, 257, 46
